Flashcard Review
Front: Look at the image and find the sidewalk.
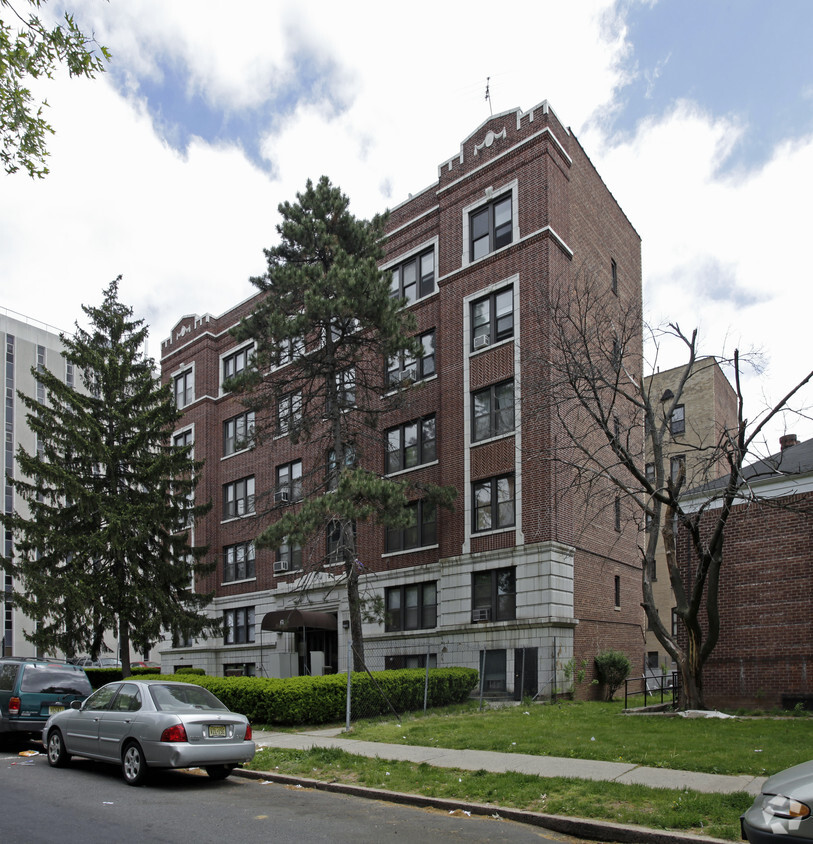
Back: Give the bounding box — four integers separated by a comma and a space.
242, 728, 765, 844
250, 727, 766, 796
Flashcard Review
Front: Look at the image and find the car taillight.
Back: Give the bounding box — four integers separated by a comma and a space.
245, 723, 252, 741
9, 696, 20, 715
160, 723, 188, 743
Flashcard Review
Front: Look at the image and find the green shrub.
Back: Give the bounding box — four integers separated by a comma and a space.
175, 667, 205, 675
594, 650, 631, 701
142, 667, 478, 725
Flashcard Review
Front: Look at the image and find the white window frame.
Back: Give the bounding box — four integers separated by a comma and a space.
461, 179, 519, 268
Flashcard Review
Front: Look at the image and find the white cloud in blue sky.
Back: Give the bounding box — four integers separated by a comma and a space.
2, 0, 812, 450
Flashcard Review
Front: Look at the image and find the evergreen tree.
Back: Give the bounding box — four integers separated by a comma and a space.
0, 278, 216, 675
231, 177, 454, 670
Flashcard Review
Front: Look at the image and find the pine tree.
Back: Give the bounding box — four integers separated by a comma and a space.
0, 278, 216, 675
231, 177, 454, 670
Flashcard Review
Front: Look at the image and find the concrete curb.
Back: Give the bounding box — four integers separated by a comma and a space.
234, 766, 732, 844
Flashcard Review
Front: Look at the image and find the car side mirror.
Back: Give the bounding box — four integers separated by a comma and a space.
70, 700, 82, 710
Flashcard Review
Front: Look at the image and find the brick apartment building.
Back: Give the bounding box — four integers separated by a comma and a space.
642, 358, 737, 679
159, 100, 644, 696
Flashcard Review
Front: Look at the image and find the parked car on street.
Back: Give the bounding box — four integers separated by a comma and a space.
131, 661, 161, 669
0, 658, 93, 741
742, 760, 813, 842
71, 657, 100, 668
42, 679, 255, 785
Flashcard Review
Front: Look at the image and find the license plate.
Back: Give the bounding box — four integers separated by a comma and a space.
208, 724, 227, 738
48, 705, 64, 715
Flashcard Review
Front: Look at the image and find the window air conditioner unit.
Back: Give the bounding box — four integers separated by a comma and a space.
473, 334, 490, 350
471, 607, 491, 622
274, 490, 290, 504
273, 561, 290, 574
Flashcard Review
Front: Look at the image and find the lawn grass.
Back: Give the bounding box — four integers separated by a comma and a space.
248, 745, 753, 841
346, 699, 813, 777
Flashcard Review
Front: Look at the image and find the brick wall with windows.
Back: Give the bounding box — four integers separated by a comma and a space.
161, 99, 644, 689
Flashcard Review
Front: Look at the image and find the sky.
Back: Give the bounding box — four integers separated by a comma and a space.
2, 0, 812, 457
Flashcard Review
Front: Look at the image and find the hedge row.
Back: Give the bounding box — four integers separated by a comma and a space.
88, 667, 479, 725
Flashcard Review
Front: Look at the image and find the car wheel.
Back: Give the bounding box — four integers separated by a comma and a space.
205, 764, 235, 780
46, 729, 70, 768
121, 741, 148, 786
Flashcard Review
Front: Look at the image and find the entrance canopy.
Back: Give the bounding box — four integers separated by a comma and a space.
260, 609, 338, 632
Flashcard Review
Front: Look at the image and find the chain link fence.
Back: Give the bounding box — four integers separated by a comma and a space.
342, 634, 575, 728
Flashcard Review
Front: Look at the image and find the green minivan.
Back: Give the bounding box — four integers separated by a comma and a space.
0, 658, 92, 741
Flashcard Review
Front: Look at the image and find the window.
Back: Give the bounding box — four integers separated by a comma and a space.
385, 653, 437, 670
388, 330, 435, 387
275, 538, 302, 573
224, 606, 255, 644
328, 367, 355, 410
390, 248, 435, 304
472, 381, 514, 441
614, 496, 621, 532
385, 500, 437, 552
386, 416, 436, 473
611, 258, 618, 295
173, 428, 193, 450
470, 193, 512, 260
277, 334, 304, 367
277, 391, 302, 435
645, 462, 655, 484
223, 411, 254, 456
472, 475, 515, 532
327, 446, 355, 490
327, 520, 355, 565
671, 607, 678, 636
276, 460, 302, 503
647, 555, 657, 581
385, 581, 437, 631
614, 575, 621, 608
671, 405, 685, 435
472, 567, 515, 622
174, 369, 193, 408
223, 476, 255, 519
471, 287, 513, 350
224, 541, 255, 582
670, 454, 686, 485
222, 344, 253, 383
224, 663, 255, 677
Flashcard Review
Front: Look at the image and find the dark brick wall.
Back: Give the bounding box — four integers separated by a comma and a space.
683, 491, 813, 708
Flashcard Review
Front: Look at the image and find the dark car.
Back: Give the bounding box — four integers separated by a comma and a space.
0, 658, 92, 741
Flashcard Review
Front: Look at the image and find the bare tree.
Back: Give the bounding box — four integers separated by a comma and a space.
533, 269, 813, 709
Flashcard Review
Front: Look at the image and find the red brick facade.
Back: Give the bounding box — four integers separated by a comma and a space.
686, 485, 813, 709
160, 100, 644, 694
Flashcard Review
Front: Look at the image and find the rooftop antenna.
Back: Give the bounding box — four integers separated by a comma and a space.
485, 76, 493, 116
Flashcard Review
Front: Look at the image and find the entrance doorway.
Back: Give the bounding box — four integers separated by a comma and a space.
513, 647, 538, 700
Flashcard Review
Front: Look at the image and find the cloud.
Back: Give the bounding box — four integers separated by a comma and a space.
4, 0, 812, 448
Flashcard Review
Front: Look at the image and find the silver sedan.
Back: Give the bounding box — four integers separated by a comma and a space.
42, 679, 255, 786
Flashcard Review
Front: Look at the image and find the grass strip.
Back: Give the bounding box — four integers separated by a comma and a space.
249, 745, 752, 841
345, 700, 813, 777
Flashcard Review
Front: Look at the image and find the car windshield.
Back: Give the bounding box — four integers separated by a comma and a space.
149, 684, 229, 712
20, 665, 92, 695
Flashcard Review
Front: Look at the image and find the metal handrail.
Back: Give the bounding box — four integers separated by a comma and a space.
624, 671, 679, 709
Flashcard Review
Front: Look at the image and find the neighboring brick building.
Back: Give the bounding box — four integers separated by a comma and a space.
159, 100, 644, 696
682, 435, 813, 709
643, 358, 737, 678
